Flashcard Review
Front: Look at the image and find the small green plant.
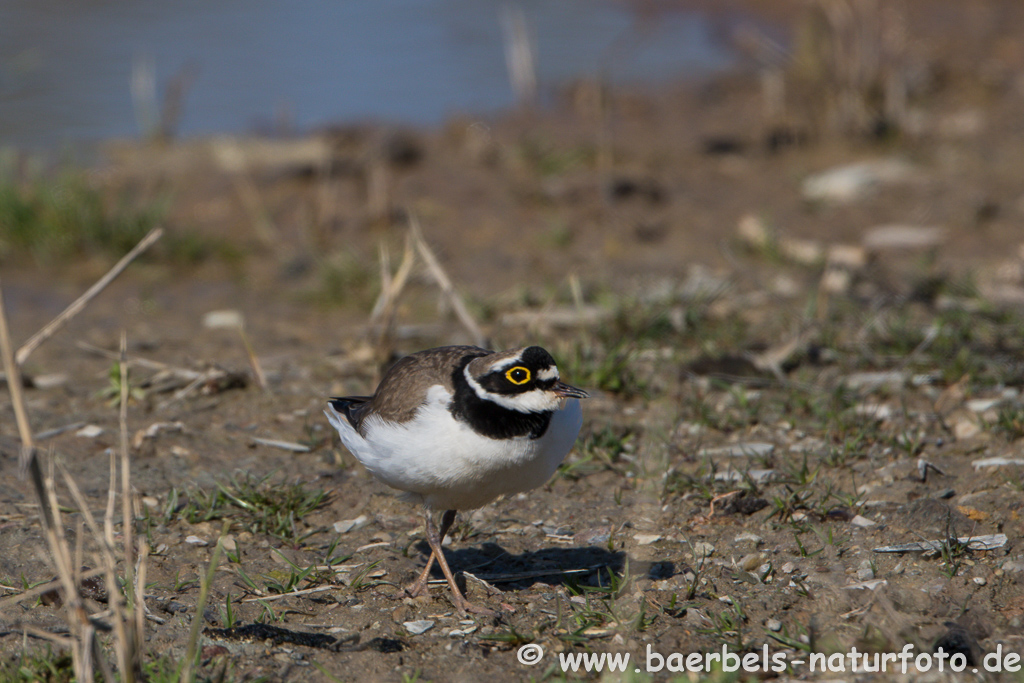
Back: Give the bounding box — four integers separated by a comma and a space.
262, 550, 319, 595
313, 251, 377, 308
95, 361, 146, 407
994, 405, 1024, 440
222, 593, 237, 628
169, 472, 330, 542
480, 622, 533, 646
699, 602, 747, 650
558, 425, 634, 479
0, 647, 75, 683
560, 339, 644, 397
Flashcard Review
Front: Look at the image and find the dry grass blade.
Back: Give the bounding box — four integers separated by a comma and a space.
408, 214, 485, 346
239, 585, 334, 603
15, 226, 163, 366
0, 276, 37, 474
119, 332, 142, 680
370, 234, 415, 323
238, 325, 268, 391
179, 526, 228, 683
31, 455, 92, 680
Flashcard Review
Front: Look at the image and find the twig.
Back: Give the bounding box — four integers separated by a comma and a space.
408, 215, 485, 346
238, 325, 268, 391
15, 227, 163, 366
0, 276, 35, 474
35, 422, 87, 441
370, 234, 415, 323
240, 585, 334, 603
251, 436, 311, 453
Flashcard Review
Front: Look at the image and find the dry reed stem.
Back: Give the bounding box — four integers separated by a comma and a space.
15, 226, 163, 367
408, 214, 485, 346
370, 234, 415, 322
59, 464, 134, 682
0, 276, 36, 474
36, 456, 92, 681
1, 272, 148, 679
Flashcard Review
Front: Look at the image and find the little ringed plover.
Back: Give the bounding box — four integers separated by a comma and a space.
325, 345, 587, 615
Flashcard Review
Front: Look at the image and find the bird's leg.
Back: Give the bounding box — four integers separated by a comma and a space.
422, 510, 494, 617
405, 509, 456, 598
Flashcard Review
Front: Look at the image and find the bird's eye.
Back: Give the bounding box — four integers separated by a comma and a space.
505, 366, 531, 385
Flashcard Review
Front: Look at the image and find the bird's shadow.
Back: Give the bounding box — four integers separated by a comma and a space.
412, 540, 628, 591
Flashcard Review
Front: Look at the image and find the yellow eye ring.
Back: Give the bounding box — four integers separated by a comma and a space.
505, 366, 531, 385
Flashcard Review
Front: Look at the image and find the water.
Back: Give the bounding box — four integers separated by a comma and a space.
0, 0, 732, 151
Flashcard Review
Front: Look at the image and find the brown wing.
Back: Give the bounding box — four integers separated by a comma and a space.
369, 345, 490, 425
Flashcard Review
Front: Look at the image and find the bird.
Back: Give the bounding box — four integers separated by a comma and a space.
324, 345, 588, 615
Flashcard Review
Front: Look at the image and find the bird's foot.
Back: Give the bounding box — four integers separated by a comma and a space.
451, 592, 497, 618
404, 580, 431, 599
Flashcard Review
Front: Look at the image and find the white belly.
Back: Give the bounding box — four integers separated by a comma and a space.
324, 385, 582, 510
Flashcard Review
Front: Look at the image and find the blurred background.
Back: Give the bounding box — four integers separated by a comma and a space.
1, 0, 730, 150
5, 5, 1024, 681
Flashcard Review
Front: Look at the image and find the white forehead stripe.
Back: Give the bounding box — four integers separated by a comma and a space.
537, 367, 559, 381
489, 355, 525, 372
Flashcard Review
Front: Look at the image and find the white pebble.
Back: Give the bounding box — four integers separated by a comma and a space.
403, 620, 435, 635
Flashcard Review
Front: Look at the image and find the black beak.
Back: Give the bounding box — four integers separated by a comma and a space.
553, 381, 589, 399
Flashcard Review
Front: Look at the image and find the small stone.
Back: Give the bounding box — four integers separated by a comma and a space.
739, 554, 763, 572
953, 418, 981, 440
966, 398, 1002, 413
850, 515, 877, 528
32, 373, 69, 389
185, 535, 208, 546
633, 533, 662, 546
403, 620, 435, 636
76, 425, 104, 438
974, 457, 1024, 470
766, 619, 782, 632
692, 542, 715, 558
573, 527, 612, 546
699, 443, 774, 458
863, 225, 946, 252
842, 371, 907, 391
802, 159, 914, 203
333, 515, 370, 534
1002, 558, 1024, 573
448, 624, 477, 637
973, 576, 987, 586
203, 310, 244, 329
221, 535, 237, 552
781, 562, 797, 574
734, 532, 763, 545
856, 560, 875, 581
854, 403, 893, 421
